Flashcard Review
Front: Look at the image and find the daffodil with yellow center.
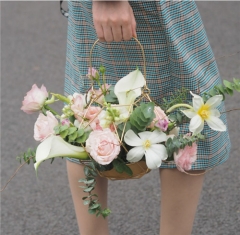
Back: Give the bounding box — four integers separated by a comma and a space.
124, 130, 168, 169
178, 91, 226, 134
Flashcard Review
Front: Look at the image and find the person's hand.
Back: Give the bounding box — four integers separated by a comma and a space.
92, 1, 137, 42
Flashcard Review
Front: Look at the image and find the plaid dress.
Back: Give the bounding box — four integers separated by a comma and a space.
64, 0, 231, 170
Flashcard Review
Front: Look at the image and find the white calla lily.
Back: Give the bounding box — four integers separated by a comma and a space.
114, 69, 146, 105
181, 92, 226, 134
124, 130, 168, 169
34, 135, 89, 171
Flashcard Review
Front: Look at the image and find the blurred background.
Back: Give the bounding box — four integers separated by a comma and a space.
1, 1, 239, 235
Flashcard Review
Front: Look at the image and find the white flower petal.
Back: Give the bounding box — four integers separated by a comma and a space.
138, 131, 153, 142
145, 144, 168, 169
190, 91, 202, 99
181, 109, 196, 118
206, 95, 223, 108
168, 127, 180, 136
126, 146, 145, 162
149, 130, 167, 144
34, 136, 88, 171
114, 69, 145, 104
124, 130, 143, 146
192, 97, 204, 111
189, 115, 204, 134
209, 109, 221, 117
205, 116, 226, 132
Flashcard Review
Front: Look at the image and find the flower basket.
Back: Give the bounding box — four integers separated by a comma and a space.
97, 161, 150, 180
18, 37, 240, 218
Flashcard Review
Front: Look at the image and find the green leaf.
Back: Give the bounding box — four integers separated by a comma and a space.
83, 200, 90, 205
68, 127, 77, 135
60, 130, 68, 139
223, 80, 234, 90
112, 159, 124, 173
77, 129, 85, 137
89, 203, 100, 209
88, 209, 97, 214
83, 186, 94, 192
54, 125, 61, 134
60, 125, 69, 132
68, 131, 78, 141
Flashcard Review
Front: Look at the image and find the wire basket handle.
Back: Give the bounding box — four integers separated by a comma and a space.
89, 37, 150, 94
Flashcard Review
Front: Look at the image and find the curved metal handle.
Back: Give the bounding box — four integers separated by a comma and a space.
89, 37, 147, 89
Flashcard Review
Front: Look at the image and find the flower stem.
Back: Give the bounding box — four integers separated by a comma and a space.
44, 105, 59, 116
167, 104, 193, 113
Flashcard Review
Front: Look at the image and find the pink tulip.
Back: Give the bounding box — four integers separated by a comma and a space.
21, 84, 48, 114
149, 106, 169, 131
174, 142, 197, 172
34, 111, 58, 142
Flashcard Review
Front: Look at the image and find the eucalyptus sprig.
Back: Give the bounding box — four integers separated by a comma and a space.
54, 125, 89, 144
165, 133, 205, 160
79, 162, 111, 218
162, 87, 188, 112
16, 148, 36, 164
202, 78, 240, 102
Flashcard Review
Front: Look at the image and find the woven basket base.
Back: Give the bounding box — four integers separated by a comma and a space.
98, 161, 150, 180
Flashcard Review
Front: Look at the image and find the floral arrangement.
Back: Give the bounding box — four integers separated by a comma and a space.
19, 65, 240, 218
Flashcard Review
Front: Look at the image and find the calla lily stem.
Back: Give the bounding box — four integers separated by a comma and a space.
167, 104, 193, 113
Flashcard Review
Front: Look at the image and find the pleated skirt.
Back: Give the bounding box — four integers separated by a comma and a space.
64, 0, 231, 170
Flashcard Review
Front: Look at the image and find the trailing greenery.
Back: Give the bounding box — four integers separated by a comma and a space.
130, 102, 155, 132
79, 162, 111, 218
54, 125, 89, 144
165, 133, 205, 160
16, 148, 36, 164
202, 78, 240, 102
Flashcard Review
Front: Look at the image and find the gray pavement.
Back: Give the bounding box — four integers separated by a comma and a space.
1, 1, 240, 235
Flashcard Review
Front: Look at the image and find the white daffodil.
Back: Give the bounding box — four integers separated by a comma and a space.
124, 130, 168, 169
114, 69, 146, 105
181, 92, 226, 134
34, 135, 88, 171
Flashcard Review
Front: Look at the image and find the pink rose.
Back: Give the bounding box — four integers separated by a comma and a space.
149, 106, 169, 131
91, 84, 111, 105
34, 111, 58, 142
84, 106, 102, 130
21, 84, 48, 114
174, 142, 197, 172
71, 93, 86, 121
85, 129, 120, 165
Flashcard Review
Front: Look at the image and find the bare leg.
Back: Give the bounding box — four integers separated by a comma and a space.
66, 160, 110, 235
159, 168, 205, 235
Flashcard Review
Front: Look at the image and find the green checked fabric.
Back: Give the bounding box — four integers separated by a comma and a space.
64, 0, 231, 170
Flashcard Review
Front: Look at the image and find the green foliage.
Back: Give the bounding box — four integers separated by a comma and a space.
54, 125, 89, 144
79, 162, 111, 218
16, 148, 36, 164
162, 88, 188, 112
104, 86, 118, 104
168, 112, 189, 126
130, 102, 155, 132
117, 122, 131, 139
165, 133, 205, 160
202, 78, 240, 102
112, 159, 133, 176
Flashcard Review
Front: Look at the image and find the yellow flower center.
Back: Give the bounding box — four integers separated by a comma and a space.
143, 140, 151, 149
198, 104, 210, 120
